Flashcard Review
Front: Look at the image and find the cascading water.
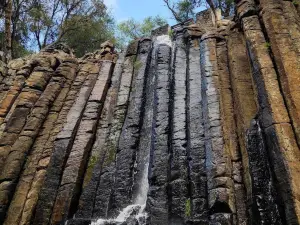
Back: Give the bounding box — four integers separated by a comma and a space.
91, 163, 149, 225
91, 35, 171, 225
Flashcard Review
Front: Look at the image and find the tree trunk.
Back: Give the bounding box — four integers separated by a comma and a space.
4, 0, 12, 62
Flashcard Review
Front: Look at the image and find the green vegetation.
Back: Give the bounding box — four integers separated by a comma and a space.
293, 0, 299, 6
168, 29, 174, 39
130, 55, 137, 64
185, 198, 191, 217
163, 0, 235, 22
104, 140, 117, 166
117, 16, 167, 48
134, 60, 143, 71
84, 155, 98, 184
61, 14, 116, 57
0, 0, 167, 58
265, 42, 271, 49
0, 0, 116, 58
89, 155, 98, 168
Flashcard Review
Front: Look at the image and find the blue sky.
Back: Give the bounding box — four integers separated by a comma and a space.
104, 0, 179, 25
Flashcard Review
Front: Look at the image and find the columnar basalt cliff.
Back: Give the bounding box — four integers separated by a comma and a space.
1, 0, 300, 224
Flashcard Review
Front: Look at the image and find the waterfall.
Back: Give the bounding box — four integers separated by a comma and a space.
92, 35, 171, 225
91, 163, 149, 225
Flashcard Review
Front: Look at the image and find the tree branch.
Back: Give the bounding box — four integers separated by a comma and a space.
42, 0, 60, 47
163, 0, 184, 22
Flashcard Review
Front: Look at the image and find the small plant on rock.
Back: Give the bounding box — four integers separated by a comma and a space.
134, 60, 143, 71
168, 29, 174, 39
185, 198, 191, 217
265, 42, 271, 49
293, 0, 299, 6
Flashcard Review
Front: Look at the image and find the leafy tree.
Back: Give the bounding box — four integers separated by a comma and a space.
1, 0, 51, 58
61, 14, 116, 57
163, 0, 234, 22
0, 0, 116, 58
26, 0, 112, 50
117, 15, 167, 48
4, 0, 12, 61
163, 0, 197, 22
2, 0, 33, 58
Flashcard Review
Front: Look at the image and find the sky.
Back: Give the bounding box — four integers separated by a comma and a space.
103, 0, 179, 25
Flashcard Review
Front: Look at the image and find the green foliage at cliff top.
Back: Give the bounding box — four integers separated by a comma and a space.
116, 15, 167, 49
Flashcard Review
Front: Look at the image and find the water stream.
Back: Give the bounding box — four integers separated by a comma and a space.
91, 162, 149, 225
92, 35, 171, 225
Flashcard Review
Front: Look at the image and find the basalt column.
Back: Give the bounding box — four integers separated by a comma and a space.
33, 56, 108, 225
93, 41, 138, 218
0, 51, 63, 136
4, 58, 78, 225
1, 7, 300, 225
258, 0, 300, 147
111, 38, 152, 213
169, 23, 189, 224
132, 38, 156, 206
200, 33, 235, 224
282, 1, 300, 57
0, 52, 65, 223
227, 29, 257, 224
186, 36, 207, 223
216, 37, 248, 224
75, 53, 125, 219
237, 0, 300, 223
228, 22, 283, 224
50, 60, 113, 225
147, 38, 172, 225
0, 65, 52, 173
258, 3, 300, 222
0, 61, 34, 134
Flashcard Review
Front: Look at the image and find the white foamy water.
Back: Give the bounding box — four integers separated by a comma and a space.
92, 204, 146, 225
91, 163, 149, 225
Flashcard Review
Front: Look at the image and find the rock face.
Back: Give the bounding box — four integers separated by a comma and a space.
0, 4, 300, 225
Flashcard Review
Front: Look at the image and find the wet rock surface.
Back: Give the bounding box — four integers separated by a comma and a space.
1, 5, 300, 225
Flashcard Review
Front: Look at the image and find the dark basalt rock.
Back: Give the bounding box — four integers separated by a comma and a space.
246, 119, 284, 225
1, 4, 300, 225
